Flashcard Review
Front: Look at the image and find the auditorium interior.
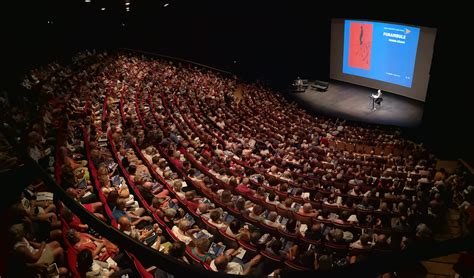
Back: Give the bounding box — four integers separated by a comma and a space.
1, 1, 473, 277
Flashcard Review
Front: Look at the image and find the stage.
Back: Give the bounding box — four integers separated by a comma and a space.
289, 80, 424, 127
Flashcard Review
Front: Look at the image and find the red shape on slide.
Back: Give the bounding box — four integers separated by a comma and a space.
348, 22, 373, 70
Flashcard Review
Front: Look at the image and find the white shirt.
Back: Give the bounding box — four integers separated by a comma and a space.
372, 90, 382, 98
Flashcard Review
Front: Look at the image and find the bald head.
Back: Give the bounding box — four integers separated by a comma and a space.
303, 203, 313, 213
119, 216, 131, 231
197, 203, 209, 214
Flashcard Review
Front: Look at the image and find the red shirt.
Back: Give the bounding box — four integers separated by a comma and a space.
69, 215, 87, 232
235, 184, 253, 197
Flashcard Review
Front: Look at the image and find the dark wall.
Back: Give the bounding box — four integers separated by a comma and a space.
2, 1, 471, 162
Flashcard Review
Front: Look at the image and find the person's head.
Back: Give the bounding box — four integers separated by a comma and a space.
252, 204, 263, 215
249, 231, 261, 245
331, 229, 344, 242
119, 216, 132, 232
229, 219, 241, 234
256, 187, 265, 196
164, 208, 177, 220
284, 198, 293, 208
197, 203, 209, 214
269, 238, 282, 254
185, 191, 196, 201
311, 223, 322, 233
168, 241, 186, 259
66, 187, 78, 200
221, 190, 232, 202
267, 211, 278, 222
77, 249, 93, 274
116, 199, 127, 210
268, 192, 276, 202
107, 189, 119, 206
303, 203, 313, 213
286, 218, 297, 233
142, 181, 154, 191
9, 223, 25, 242
66, 229, 81, 244
173, 181, 182, 192
195, 238, 210, 253
178, 219, 191, 232
210, 210, 222, 223
213, 254, 229, 271
317, 255, 332, 271
416, 223, 433, 239
235, 197, 246, 211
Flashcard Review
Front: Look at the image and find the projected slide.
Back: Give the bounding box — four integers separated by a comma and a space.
343, 20, 420, 88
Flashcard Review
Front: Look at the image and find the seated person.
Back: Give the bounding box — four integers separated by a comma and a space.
61, 207, 89, 232
76, 249, 132, 278
137, 181, 169, 204
208, 210, 227, 230
282, 218, 302, 237
210, 251, 262, 275
265, 192, 280, 206
171, 219, 200, 245
112, 199, 151, 229
262, 212, 284, 229
298, 203, 318, 217
191, 238, 215, 263
183, 191, 200, 212
304, 223, 323, 241
66, 188, 105, 221
248, 204, 265, 221
225, 220, 249, 240
10, 223, 66, 273
67, 229, 119, 262
350, 233, 373, 250
118, 216, 162, 245
168, 241, 189, 263
10, 202, 62, 241
173, 181, 185, 200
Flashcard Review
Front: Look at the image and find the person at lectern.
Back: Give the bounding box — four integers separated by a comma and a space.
371, 89, 383, 110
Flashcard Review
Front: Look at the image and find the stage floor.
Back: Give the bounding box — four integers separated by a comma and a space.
289, 80, 424, 127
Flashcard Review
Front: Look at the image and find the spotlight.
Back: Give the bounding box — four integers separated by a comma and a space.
126, 7, 130, 11
101, 7, 106, 11
85, 0, 91, 2
125, 2, 130, 6
163, 3, 169, 7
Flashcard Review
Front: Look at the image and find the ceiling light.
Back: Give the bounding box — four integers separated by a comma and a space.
126, 7, 130, 11
163, 3, 169, 7
125, 2, 130, 6
101, 7, 106, 11
85, 0, 91, 2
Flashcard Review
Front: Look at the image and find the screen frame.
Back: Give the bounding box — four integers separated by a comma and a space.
330, 18, 437, 102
